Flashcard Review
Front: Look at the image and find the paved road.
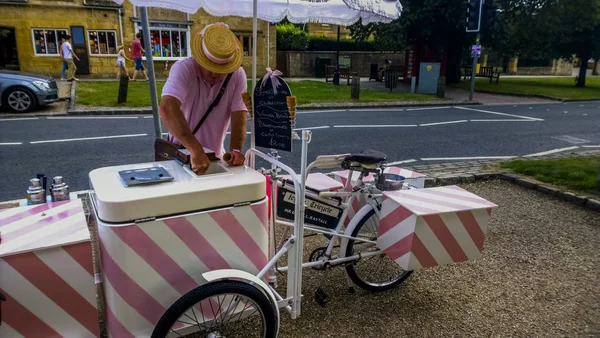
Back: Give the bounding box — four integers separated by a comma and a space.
1, 101, 599, 201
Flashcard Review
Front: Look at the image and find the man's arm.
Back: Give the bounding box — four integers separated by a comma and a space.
69, 46, 79, 61
159, 96, 204, 155
229, 110, 247, 152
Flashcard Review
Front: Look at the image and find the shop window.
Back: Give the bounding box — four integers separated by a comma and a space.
32, 28, 69, 56
88, 30, 118, 55
136, 24, 189, 59
237, 35, 253, 57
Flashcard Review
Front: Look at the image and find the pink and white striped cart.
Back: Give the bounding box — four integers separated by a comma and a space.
0, 133, 498, 338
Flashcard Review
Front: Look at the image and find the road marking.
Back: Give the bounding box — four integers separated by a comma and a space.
523, 146, 580, 157
552, 135, 590, 145
387, 159, 417, 165
46, 116, 139, 120
406, 106, 451, 111
419, 120, 468, 127
0, 117, 39, 122
581, 145, 600, 148
455, 106, 543, 121
30, 133, 148, 144
421, 156, 517, 161
297, 109, 346, 114
334, 124, 417, 128
0, 142, 23, 145
469, 119, 540, 122
143, 116, 155, 118
295, 126, 330, 130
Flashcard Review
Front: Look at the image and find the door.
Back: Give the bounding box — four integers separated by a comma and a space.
417, 62, 440, 95
0, 27, 19, 70
70, 26, 90, 74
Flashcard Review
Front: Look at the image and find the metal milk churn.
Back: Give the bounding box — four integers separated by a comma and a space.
50, 176, 70, 202
26, 178, 46, 205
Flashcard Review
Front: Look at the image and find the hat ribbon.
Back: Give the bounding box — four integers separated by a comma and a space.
199, 23, 237, 65
261, 67, 283, 94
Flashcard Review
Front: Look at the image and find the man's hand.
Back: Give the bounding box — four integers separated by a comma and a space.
190, 149, 211, 175
228, 150, 245, 166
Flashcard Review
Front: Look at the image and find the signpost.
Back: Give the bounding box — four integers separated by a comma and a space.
466, 0, 484, 102
253, 76, 293, 152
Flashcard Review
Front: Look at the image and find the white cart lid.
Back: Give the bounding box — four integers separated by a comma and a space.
89, 160, 266, 224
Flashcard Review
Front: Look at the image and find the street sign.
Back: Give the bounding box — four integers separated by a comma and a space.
471, 44, 481, 56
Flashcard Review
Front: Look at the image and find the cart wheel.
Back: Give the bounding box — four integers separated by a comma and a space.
345, 208, 413, 292
151, 280, 278, 338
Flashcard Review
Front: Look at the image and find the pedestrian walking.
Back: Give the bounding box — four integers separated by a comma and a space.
62, 35, 80, 82
116, 45, 133, 81
58, 38, 68, 81
131, 33, 149, 81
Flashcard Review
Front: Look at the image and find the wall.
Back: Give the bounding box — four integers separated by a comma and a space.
0, 0, 275, 78
278, 51, 404, 78
515, 58, 573, 76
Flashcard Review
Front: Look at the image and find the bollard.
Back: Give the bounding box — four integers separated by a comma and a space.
350, 74, 360, 100
117, 73, 129, 104
436, 76, 446, 98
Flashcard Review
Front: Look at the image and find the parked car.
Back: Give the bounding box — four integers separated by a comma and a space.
0, 70, 59, 113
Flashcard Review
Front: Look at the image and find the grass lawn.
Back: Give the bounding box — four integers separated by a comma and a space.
76, 80, 438, 107
453, 77, 600, 101
501, 156, 600, 197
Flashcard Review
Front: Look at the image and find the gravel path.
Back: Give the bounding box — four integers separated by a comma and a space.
273, 180, 600, 337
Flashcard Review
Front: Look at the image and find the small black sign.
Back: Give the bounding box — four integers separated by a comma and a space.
253, 76, 293, 152
276, 187, 343, 230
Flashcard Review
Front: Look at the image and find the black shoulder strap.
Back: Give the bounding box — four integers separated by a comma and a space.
191, 73, 234, 136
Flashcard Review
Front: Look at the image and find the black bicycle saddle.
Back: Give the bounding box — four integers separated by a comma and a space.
344, 149, 388, 165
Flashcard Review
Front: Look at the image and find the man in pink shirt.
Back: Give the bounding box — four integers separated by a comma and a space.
160, 23, 247, 175
131, 33, 149, 81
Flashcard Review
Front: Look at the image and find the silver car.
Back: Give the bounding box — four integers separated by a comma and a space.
0, 70, 60, 113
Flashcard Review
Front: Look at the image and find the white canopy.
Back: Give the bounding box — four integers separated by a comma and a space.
111, 0, 401, 24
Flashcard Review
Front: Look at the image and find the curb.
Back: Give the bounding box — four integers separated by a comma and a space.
64, 101, 482, 116
464, 88, 600, 103
497, 172, 600, 212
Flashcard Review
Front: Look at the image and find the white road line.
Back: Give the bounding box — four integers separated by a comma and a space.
297, 109, 347, 114
455, 106, 544, 121
295, 126, 330, 130
0, 142, 23, 145
30, 133, 148, 144
46, 116, 139, 120
347, 108, 405, 112
387, 159, 417, 165
469, 119, 541, 122
0, 117, 39, 122
406, 106, 451, 111
419, 120, 468, 127
421, 156, 517, 161
143, 116, 155, 118
523, 146, 580, 157
334, 124, 417, 128
581, 145, 600, 148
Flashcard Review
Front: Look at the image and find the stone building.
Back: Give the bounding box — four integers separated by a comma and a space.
0, 0, 276, 78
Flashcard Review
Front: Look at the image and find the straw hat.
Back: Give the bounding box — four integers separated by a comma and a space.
191, 23, 243, 74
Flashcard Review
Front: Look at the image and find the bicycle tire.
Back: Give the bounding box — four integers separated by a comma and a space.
345, 207, 413, 292
151, 280, 278, 338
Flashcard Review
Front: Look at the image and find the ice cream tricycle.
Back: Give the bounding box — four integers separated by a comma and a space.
0, 80, 497, 338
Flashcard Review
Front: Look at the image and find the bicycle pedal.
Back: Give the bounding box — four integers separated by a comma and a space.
314, 287, 329, 307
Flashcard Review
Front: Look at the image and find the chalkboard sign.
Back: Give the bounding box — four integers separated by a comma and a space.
253, 76, 293, 152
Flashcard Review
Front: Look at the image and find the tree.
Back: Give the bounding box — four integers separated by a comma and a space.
276, 23, 308, 51
349, 0, 468, 82
493, 0, 600, 86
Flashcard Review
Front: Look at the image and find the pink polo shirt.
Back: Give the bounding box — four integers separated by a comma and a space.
161, 57, 248, 156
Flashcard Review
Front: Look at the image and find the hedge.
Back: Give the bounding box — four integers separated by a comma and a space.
307, 36, 377, 52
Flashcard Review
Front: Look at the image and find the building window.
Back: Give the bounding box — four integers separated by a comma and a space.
136, 23, 188, 59
237, 35, 253, 57
32, 29, 69, 56
88, 30, 118, 55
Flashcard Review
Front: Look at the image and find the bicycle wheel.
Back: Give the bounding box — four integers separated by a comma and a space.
151, 280, 278, 338
345, 207, 413, 292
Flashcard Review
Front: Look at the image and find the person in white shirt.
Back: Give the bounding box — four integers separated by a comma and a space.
61, 35, 80, 82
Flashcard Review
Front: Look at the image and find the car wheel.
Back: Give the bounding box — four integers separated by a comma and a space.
3, 87, 37, 113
